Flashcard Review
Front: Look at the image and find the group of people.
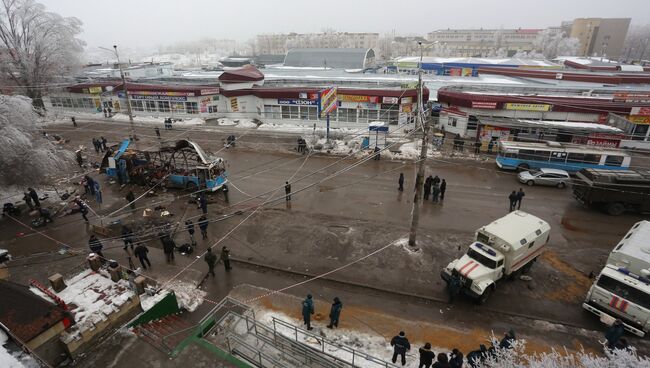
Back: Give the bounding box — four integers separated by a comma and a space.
300, 294, 342, 331
397, 173, 447, 202
392, 330, 471, 367
296, 138, 307, 153
164, 118, 174, 130
507, 188, 526, 212
102, 107, 113, 118
203, 246, 232, 277
452, 134, 465, 152
91, 137, 108, 153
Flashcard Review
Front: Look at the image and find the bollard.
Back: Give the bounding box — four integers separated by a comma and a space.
48, 273, 66, 292
87, 253, 101, 271
134, 276, 146, 295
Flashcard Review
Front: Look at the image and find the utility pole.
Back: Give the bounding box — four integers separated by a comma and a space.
408, 42, 431, 247
114, 45, 136, 144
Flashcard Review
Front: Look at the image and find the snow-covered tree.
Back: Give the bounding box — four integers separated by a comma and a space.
0, 95, 73, 186
622, 23, 650, 62
532, 29, 580, 58
0, 0, 84, 107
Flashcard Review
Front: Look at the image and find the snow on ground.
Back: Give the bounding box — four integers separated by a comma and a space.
140, 290, 170, 311
164, 280, 206, 312
0, 329, 41, 368
44, 110, 205, 127
216, 118, 258, 128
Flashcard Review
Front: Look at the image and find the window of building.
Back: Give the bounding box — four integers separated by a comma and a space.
604, 155, 624, 167
145, 101, 157, 112
632, 124, 649, 141
50, 97, 62, 107
281, 105, 299, 119
171, 102, 185, 113
337, 108, 357, 123
448, 117, 457, 127
358, 109, 377, 124
264, 105, 281, 119
158, 101, 170, 113
301, 106, 318, 120
62, 98, 72, 108
186, 102, 198, 114
130, 100, 144, 112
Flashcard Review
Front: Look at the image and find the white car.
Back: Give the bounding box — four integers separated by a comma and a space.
517, 168, 570, 188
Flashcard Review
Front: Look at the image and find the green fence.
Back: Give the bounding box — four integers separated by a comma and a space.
129, 291, 180, 327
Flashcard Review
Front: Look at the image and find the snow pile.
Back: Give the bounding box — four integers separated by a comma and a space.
140, 290, 170, 311
386, 141, 443, 161
35, 269, 136, 343
165, 280, 206, 312
44, 111, 205, 127
216, 118, 258, 128
1, 328, 44, 368
310, 138, 363, 156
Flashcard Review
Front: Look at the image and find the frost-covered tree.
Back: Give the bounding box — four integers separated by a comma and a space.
0, 95, 73, 186
0, 0, 84, 108
531, 29, 580, 58
622, 24, 650, 62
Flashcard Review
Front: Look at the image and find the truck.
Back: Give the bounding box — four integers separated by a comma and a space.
583, 220, 650, 337
441, 211, 551, 304
572, 168, 650, 216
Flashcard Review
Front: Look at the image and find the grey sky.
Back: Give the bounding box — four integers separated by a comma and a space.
40, 0, 650, 51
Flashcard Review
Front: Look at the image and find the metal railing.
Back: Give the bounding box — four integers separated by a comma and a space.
225, 334, 288, 368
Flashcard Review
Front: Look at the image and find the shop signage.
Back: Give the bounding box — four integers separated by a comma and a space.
230, 97, 239, 112
400, 82, 418, 89
471, 101, 497, 109
131, 90, 194, 97
299, 92, 307, 99
614, 93, 650, 103
319, 86, 338, 117
338, 95, 379, 103
587, 138, 620, 148
355, 102, 378, 109
278, 99, 318, 105
449, 68, 462, 76
401, 97, 413, 104
400, 104, 413, 113
382, 97, 398, 104
629, 115, 650, 124
88, 86, 103, 94
630, 107, 650, 116
441, 106, 466, 116
131, 94, 187, 102
200, 88, 220, 95
461, 68, 473, 77
504, 103, 551, 112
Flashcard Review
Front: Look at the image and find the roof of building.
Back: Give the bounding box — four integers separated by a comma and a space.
284, 48, 374, 69
478, 66, 650, 84
218, 65, 265, 83
478, 117, 623, 133
0, 280, 70, 343
395, 57, 560, 69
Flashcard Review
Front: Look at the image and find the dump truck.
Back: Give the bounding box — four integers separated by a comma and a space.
441, 211, 551, 304
572, 168, 650, 216
583, 220, 650, 337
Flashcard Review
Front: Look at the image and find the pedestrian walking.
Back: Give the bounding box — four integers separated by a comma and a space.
28, 188, 40, 208
474, 140, 481, 154
198, 215, 208, 240
432, 183, 440, 203
94, 181, 102, 204
449, 348, 463, 368
103, 108, 108, 118
38, 208, 53, 224
605, 320, 625, 350
155, 127, 161, 139
88, 235, 104, 259
123, 242, 136, 269
23, 191, 34, 210
432, 353, 450, 368
107, 107, 112, 116
76, 150, 83, 167
440, 179, 447, 201
390, 331, 411, 366
398, 173, 404, 192
100, 136, 108, 151
198, 193, 208, 214
222, 184, 229, 203
516, 188, 525, 210
327, 297, 342, 329
122, 225, 134, 248
92, 138, 99, 153
373, 146, 381, 160
84, 175, 96, 195
185, 220, 196, 246
418, 343, 435, 368
220, 246, 232, 271
162, 236, 175, 263
78, 200, 89, 223
302, 294, 314, 330
125, 190, 136, 210
134, 244, 151, 270
508, 190, 518, 212
285, 181, 292, 201
424, 175, 433, 200
204, 248, 217, 277
71, 116, 77, 127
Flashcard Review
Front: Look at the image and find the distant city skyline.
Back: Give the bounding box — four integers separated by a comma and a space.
38, 0, 649, 52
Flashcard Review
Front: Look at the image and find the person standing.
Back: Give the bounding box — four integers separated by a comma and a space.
373, 146, 381, 160
28, 188, 40, 208
327, 297, 342, 329
84, 175, 96, 195
23, 191, 34, 210
432, 175, 440, 187
418, 343, 435, 368
285, 181, 292, 201
78, 200, 89, 223
516, 188, 525, 210
204, 248, 217, 277
447, 273, 461, 303
100, 136, 108, 151
122, 225, 134, 248
424, 175, 433, 200
398, 173, 404, 192
432, 183, 440, 203
162, 235, 175, 263
92, 138, 99, 153
185, 220, 196, 246
449, 348, 463, 368
390, 331, 411, 366
134, 244, 151, 270
198, 193, 208, 214
474, 140, 481, 154
94, 181, 102, 204
123, 241, 136, 269
432, 353, 450, 368
220, 246, 232, 271
440, 179, 447, 201
222, 184, 229, 203
198, 215, 209, 240
508, 190, 518, 212
302, 294, 315, 330
155, 127, 161, 139
125, 190, 136, 210
71, 116, 77, 127
88, 235, 104, 259
605, 320, 625, 349
76, 150, 83, 167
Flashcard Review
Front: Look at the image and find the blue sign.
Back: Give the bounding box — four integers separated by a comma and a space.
278, 99, 318, 106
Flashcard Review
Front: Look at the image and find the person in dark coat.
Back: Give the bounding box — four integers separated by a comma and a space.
487, 140, 495, 154
516, 188, 525, 210
432, 353, 450, 368
508, 190, 518, 212
374, 146, 381, 160
432, 175, 440, 187
122, 225, 134, 248
448, 273, 462, 303
84, 175, 96, 195
103, 108, 108, 117
418, 342, 435, 368
466, 344, 489, 368
440, 179, 447, 201
605, 319, 625, 349
391, 331, 411, 366
100, 136, 107, 151
222, 184, 229, 203
327, 297, 342, 329
185, 220, 196, 246
423, 175, 433, 200
285, 181, 292, 201
76, 150, 83, 167
473, 140, 481, 154
204, 248, 217, 277
88, 235, 104, 259
432, 184, 440, 203
398, 173, 405, 192
499, 329, 516, 349
71, 116, 77, 127
449, 348, 463, 368
125, 190, 136, 210
198, 193, 208, 214
134, 244, 151, 269
28, 188, 40, 208
23, 191, 34, 210
92, 138, 99, 153
155, 127, 161, 139
162, 236, 175, 263
38, 208, 53, 223
198, 215, 209, 240
220, 246, 232, 271
302, 294, 314, 330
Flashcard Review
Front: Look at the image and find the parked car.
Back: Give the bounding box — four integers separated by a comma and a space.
517, 168, 570, 188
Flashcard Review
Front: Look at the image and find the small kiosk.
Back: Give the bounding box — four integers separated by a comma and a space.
367, 121, 389, 149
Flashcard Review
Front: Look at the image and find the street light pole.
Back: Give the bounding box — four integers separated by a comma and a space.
113, 45, 136, 143
408, 42, 431, 247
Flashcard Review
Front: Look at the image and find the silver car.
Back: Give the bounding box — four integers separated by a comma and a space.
517, 168, 570, 188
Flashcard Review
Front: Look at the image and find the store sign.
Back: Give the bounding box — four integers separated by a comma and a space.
400, 104, 413, 113
461, 68, 473, 77
401, 97, 413, 104
356, 102, 378, 109
587, 138, 620, 148
471, 101, 497, 109
629, 115, 650, 124
614, 93, 650, 103
630, 107, 650, 116
88, 86, 103, 94
278, 99, 318, 105
131, 90, 194, 97
131, 94, 187, 102
400, 82, 418, 89
319, 86, 337, 117
382, 97, 398, 104
441, 106, 467, 116
339, 95, 379, 103
230, 97, 239, 112
200, 88, 220, 95
504, 103, 551, 112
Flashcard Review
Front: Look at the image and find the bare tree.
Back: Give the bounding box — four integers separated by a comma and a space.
622, 24, 650, 62
0, 0, 84, 108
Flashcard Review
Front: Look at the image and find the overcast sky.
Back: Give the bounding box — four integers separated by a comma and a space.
40, 0, 650, 51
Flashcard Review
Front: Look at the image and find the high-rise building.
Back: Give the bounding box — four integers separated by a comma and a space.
568, 18, 631, 60
426, 28, 546, 57
255, 32, 379, 55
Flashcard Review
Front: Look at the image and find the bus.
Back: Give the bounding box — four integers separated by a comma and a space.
496, 141, 631, 173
